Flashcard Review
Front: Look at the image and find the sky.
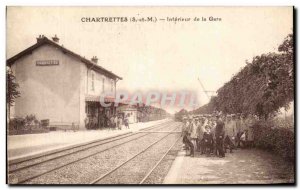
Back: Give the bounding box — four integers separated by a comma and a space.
6, 7, 293, 113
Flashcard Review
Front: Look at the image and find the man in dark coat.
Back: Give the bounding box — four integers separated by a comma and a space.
215, 114, 225, 158
182, 117, 194, 157
203, 125, 214, 156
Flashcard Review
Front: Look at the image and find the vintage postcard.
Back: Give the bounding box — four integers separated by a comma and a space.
6, 6, 294, 185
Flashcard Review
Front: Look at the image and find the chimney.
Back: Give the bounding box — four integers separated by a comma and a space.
52, 34, 59, 43
91, 56, 98, 64
36, 35, 45, 43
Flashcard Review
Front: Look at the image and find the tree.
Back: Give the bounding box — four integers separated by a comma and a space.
7, 67, 20, 121
194, 33, 294, 119
174, 108, 188, 121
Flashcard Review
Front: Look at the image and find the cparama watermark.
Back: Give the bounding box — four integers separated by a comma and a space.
99, 90, 200, 108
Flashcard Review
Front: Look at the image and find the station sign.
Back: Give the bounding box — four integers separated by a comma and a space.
36, 60, 59, 66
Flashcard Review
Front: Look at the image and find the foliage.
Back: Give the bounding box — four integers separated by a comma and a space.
9, 114, 40, 131
174, 108, 188, 121
253, 119, 294, 162
8, 115, 49, 135
192, 96, 217, 114
9, 115, 48, 135
9, 117, 26, 131
6, 68, 20, 106
194, 33, 294, 119
138, 105, 167, 122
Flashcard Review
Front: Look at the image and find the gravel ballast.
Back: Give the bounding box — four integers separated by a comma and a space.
16, 123, 181, 184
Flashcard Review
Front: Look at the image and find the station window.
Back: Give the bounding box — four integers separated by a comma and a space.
111, 80, 114, 92
91, 72, 95, 91
102, 78, 105, 92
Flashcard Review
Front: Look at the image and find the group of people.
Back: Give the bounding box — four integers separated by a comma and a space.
181, 113, 256, 158
85, 114, 130, 130
109, 115, 130, 130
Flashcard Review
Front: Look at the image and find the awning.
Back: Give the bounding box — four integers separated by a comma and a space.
85, 95, 115, 103
117, 104, 138, 111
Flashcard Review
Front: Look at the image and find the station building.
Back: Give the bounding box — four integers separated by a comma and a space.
7, 35, 122, 129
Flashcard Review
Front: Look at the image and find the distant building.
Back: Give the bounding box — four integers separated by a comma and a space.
7, 35, 122, 129
117, 104, 138, 124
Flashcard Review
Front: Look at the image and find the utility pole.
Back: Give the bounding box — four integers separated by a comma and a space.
197, 77, 216, 100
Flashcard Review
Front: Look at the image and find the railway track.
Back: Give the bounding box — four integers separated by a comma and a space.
90, 129, 181, 184
9, 120, 172, 173
139, 136, 181, 184
9, 121, 181, 184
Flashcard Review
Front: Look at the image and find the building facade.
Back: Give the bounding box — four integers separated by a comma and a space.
7, 35, 122, 129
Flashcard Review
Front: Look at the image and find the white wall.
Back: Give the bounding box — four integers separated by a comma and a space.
10, 44, 82, 125
86, 67, 116, 97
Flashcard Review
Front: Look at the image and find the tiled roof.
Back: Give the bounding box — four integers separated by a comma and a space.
7, 37, 122, 80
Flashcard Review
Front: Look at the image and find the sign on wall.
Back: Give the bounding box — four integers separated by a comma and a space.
36, 60, 59, 66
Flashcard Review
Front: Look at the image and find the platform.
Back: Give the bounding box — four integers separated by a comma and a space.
163, 148, 294, 184
8, 119, 170, 161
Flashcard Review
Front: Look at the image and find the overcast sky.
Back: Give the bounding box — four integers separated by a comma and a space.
6, 7, 293, 113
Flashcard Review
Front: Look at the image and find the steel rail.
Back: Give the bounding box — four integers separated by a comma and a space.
9, 121, 172, 173
139, 136, 182, 184
138, 131, 181, 133
15, 123, 180, 184
89, 125, 181, 184
10, 120, 171, 166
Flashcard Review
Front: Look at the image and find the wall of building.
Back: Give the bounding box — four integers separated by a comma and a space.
117, 105, 138, 123
86, 68, 116, 97
10, 44, 82, 126
79, 62, 88, 129
126, 110, 138, 123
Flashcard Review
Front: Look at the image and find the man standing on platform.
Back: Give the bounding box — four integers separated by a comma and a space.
196, 116, 205, 152
109, 115, 115, 130
215, 114, 225, 158
231, 114, 237, 146
182, 116, 194, 157
224, 115, 235, 153
181, 117, 189, 150
190, 117, 198, 151
235, 113, 242, 148
245, 114, 255, 148
117, 115, 123, 130
210, 115, 217, 156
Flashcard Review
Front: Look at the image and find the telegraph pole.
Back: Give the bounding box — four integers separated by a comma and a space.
197, 77, 216, 100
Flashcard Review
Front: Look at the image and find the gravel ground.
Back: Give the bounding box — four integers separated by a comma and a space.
17, 123, 181, 184
141, 140, 182, 184
9, 121, 172, 172
164, 148, 294, 184
9, 133, 134, 172
95, 133, 181, 184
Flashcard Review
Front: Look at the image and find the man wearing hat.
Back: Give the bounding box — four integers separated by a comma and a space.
190, 117, 198, 151
196, 117, 205, 152
224, 115, 235, 153
231, 114, 238, 148
203, 124, 214, 156
238, 113, 247, 148
215, 114, 225, 157
181, 117, 188, 149
182, 117, 194, 157
244, 114, 255, 148
210, 115, 217, 156
187, 117, 195, 156
235, 113, 242, 148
